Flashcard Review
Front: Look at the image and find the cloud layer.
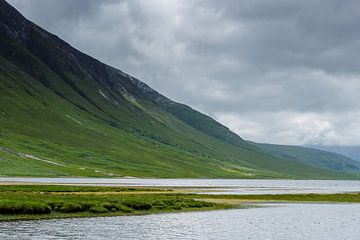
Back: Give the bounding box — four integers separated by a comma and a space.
8, 0, 360, 145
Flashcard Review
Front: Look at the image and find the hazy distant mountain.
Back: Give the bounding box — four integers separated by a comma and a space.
307, 145, 360, 162
0, 0, 358, 179
250, 142, 360, 173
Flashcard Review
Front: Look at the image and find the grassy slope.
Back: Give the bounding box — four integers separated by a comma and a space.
0, 0, 359, 179
0, 55, 351, 179
252, 142, 360, 173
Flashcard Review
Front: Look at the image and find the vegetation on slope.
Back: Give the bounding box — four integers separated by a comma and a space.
0, 0, 359, 179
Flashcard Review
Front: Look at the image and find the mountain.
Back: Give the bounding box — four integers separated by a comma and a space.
251, 142, 360, 173
307, 145, 360, 162
0, 0, 358, 179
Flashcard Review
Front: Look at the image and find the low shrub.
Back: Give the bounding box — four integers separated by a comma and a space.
117, 205, 132, 213
153, 199, 178, 210
48, 201, 64, 211
49, 201, 94, 213
173, 205, 182, 210
89, 206, 108, 214
0, 200, 51, 215
77, 202, 94, 211
58, 202, 84, 213
183, 199, 214, 208
123, 200, 152, 210
102, 203, 132, 213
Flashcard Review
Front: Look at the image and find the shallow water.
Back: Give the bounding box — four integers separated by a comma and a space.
1, 203, 359, 240
1, 177, 360, 194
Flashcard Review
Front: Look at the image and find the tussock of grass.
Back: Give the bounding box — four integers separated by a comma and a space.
57, 202, 86, 213
89, 206, 108, 214
102, 203, 131, 213
0, 200, 51, 214
123, 200, 152, 210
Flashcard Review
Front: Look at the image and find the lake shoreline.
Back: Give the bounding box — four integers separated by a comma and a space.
0, 185, 236, 222
1, 178, 360, 196
1, 184, 360, 222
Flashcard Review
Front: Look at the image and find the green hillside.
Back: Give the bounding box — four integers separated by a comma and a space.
252, 142, 360, 173
0, 0, 358, 179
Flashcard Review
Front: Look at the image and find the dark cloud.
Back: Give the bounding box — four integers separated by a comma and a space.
10, 0, 114, 26
7, 0, 360, 145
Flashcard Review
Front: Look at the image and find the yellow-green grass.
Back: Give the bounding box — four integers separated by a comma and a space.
195, 192, 360, 203
2, 185, 360, 222
0, 185, 232, 221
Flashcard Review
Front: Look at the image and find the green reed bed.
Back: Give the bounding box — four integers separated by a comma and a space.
0, 185, 228, 221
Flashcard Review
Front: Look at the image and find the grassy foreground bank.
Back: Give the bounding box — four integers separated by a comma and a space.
1, 185, 360, 222
0, 185, 230, 221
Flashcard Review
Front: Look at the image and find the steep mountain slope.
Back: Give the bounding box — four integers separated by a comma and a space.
252, 142, 360, 173
0, 0, 358, 179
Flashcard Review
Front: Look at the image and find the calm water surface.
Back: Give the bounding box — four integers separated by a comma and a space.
1, 203, 359, 240
0, 177, 360, 194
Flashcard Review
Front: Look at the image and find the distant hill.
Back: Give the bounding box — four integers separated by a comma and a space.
0, 0, 358, 179
307, 145, 360, 162
251, 142, 360, 173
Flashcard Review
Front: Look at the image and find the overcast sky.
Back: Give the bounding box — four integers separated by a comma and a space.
8, 0, 360, 146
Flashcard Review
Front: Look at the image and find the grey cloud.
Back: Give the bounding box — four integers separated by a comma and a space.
7, 0, 360, 145
205, 0, 360, 74
215, 110, 360, 145
10, 0, 114, 26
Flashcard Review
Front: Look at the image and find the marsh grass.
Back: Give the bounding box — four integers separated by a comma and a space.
195, 192, 360, 203
2, 185, 358, 222
0, 200, 51, 214
0, 185, 226, 221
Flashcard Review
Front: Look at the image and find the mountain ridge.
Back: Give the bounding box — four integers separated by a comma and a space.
307, 145, 360, 162
251, 142, 360, 173
0, 0, 359, 179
